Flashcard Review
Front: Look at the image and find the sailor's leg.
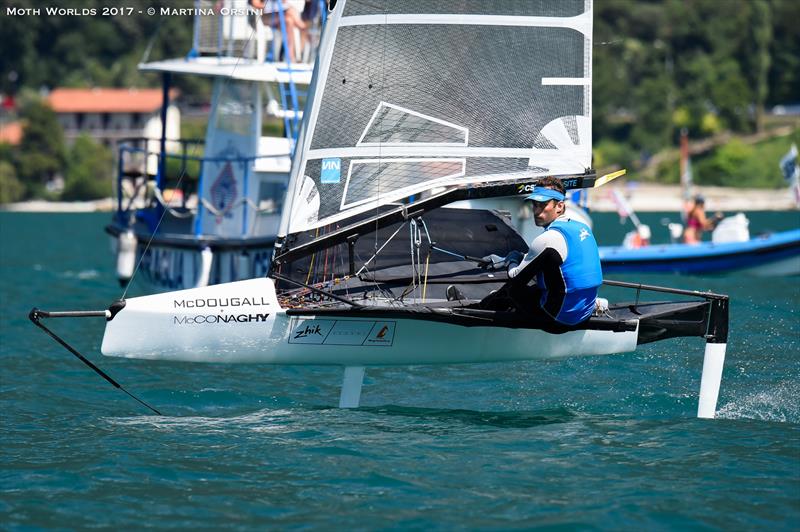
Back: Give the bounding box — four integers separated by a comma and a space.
339, 366, 365, 408
697, 342, 727, 419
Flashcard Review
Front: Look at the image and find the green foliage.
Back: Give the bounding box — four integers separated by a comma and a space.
16, 98, 66, 195
61, 134, 113, 200
768, 0, 800, 105
164, 155, 201, 185
263, 117, 285, 138
593, 0, 797, 166
695, 139, 754, 186
593, 139, 635, 172
180, 118, 208, 143
0, 161, 25, 203
694, 132, 800, 188
1, 0, 197, 93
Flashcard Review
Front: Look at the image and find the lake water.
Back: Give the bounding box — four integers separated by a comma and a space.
1, 211, 799, 529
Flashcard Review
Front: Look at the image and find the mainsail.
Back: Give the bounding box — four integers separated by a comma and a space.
279, 0, 594, 236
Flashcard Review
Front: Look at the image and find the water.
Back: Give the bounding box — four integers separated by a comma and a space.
1, 211, 799, 529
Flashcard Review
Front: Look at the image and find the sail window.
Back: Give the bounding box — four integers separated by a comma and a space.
358, 102, 468, 146
340, 158, 465, 209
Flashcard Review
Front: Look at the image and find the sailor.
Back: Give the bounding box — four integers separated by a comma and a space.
483, 176, 603, 326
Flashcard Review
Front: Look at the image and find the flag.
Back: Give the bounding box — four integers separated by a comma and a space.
609, 188, 643, 228
780, 143, 798, 182
780, 144, 800, 206
609, 189, 629, 219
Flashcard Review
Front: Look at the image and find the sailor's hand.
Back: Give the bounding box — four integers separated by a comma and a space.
481, 254, 506, 270
505, 250, 523, 270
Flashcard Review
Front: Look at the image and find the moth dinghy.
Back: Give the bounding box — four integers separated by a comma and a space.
32, 0, 730, 418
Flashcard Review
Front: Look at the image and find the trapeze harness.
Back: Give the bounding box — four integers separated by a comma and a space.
508, 217, 603, 325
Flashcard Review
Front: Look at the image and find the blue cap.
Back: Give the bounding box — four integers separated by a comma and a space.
525, 187, 565, 203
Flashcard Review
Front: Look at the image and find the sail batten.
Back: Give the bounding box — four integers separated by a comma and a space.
338, 13, 591, 35
278, 0, 593, 236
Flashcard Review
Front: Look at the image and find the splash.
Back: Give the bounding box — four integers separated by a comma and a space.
106, 408, 297, 433
60, 269, 101, 279
716, 380, 799, 423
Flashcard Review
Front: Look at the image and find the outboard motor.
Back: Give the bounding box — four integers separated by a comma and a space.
712, 213, 750, 243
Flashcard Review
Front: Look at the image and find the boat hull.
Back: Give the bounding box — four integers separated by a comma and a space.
101, 278, 639, 365
599, 229, 800, 275
132, 242, 274, 292
107, 226, 275, 291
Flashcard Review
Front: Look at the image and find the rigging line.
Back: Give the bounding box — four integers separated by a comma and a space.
306, 227, 320, 285
322, 225, 330, 282
28, 309, 162, 416
430, 244, 490, 266
421, 249, 430, 302
355, 220, 407, 276
409, 220, 418, 301
418, 217, 431, 302
121, 17, 263, 300
414, 220, 422, 300
354, 249, 397, 305
271, 272, 365, 308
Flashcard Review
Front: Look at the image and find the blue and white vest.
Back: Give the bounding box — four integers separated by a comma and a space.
536, 219, 603, 325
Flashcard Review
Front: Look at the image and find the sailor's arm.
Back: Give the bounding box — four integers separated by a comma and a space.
507, 231, 568, 279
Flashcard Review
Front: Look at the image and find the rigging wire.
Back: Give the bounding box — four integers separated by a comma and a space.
29, 308, 162, 416
355, 221, 407, 276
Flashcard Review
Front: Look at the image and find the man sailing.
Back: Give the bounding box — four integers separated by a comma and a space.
483, 177, 603, 327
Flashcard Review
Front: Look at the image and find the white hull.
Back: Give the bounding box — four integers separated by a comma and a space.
101, 278, 638, 365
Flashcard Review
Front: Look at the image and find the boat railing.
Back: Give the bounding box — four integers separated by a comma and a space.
114, 138, 288, 236
190, 0, 326, 66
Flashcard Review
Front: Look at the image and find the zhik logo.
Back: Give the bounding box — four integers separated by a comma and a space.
294, 324, 323, 339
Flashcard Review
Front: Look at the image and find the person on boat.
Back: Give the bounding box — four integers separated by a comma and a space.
249, 0, 308, 62
683, 195, 723, 244
482, 176, 603, 326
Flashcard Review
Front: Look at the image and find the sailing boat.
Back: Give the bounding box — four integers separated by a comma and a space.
107, 0, 325, 291
33, 0, 730, 418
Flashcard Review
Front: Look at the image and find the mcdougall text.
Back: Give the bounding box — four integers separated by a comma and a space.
173, 297, 271, 309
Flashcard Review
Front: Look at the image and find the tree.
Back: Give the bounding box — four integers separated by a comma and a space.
747, 0, 772, 132
767, 0, 800, 106
61, 134, 113, 200
0, 160, 25, 203
16, 98, 66, 196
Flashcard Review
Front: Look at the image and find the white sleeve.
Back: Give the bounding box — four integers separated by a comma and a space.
507, 230, 568, 279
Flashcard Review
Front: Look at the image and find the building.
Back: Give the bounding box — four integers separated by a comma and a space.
0, 120, 22, 145
47, 87, 180, 148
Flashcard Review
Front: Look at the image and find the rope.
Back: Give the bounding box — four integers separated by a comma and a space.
305, 227, 319, 285
422, 251, 430, 302
355, 221, 407, 277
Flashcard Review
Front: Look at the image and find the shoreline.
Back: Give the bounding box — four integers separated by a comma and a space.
1, 185, 797, 213
587, 183, 799, 212
0, 198, 115, 213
